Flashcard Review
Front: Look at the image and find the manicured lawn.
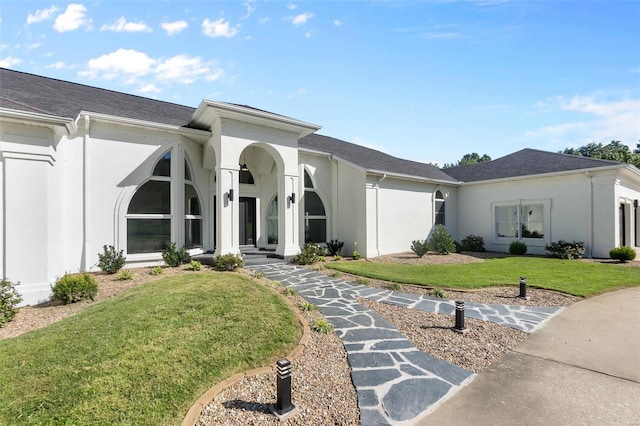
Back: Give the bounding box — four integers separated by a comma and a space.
0, 273, 300, 425
326, 257, 640, 297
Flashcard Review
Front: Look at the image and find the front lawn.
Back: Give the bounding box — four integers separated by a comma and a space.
0, 273, 300, 425
326, 257, 639, 297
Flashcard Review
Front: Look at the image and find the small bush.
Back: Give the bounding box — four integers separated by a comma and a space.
545, 240, 585, 260
1, 279, 22, 328
299, 301, 319, 312
509, 241, 528, 255
97, 245, 126, 274
292, 243, 324, 265
388, 282, 402, 291
410, 239, 430, 258
310, 318, 334, 334
52, 273, 98, 304
460, 235, 486, 252
428, 225, 456, 255
352, 251, 361, 260
356, 277, 369, 285
282, 288, 297, 296
333, 255, 342, 261
610, 246, 636, 263
329, 271, 342, 278
187, 260, 202, 271
162, 243, 190, 267
150, 266, 163, 276
430, 288, 448, 299
326, 240, 344, 256
214, 254, 244, 271
253, 271, 266, 279
116, 270, 134, 281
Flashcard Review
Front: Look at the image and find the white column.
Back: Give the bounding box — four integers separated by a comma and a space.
276, 173, 300, 257
215, 166, 240, 255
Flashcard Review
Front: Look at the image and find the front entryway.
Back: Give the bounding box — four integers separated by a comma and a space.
239, 197, 256, 245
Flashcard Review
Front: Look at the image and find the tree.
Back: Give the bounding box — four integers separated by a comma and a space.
443, 152, 492, 168
562, 140, 640, 168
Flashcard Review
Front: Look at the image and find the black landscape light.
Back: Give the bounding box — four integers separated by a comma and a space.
270, 358, 300, 420
452, 300, 468, 334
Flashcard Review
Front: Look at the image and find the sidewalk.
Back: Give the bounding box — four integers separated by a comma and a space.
417, 286, 640, 426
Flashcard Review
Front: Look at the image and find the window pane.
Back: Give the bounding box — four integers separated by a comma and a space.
127, 219, 171, 253
267, 218, 278, 244
239, 169, 255, 184
304, 191, 325, 215
184, 160, 192, 181
267, 196, 278, 216
305, 219, 326, 243
496, 206, 518, 238
521, 205, 544, 238
185, 184, 201, 215
185, 219, 202, 249
304, 170, 313, 189
128, 181, 171, 214
435, 200, 445, 225
435, 190, 444, 200
153, 151, 171, 177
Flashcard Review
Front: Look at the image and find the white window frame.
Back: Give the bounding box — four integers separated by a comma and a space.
491, 199, 551, 246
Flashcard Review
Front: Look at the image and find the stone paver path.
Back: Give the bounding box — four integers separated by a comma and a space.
248, 262, 564, 425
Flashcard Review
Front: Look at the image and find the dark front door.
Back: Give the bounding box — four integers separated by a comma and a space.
620, 203, 626, 246
239, 197, 256, 245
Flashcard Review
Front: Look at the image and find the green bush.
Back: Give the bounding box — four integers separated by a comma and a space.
150, 266, 163, 276
187, 260, 202, 271
292, 243, 324, 265
410, 239, 430, 257
609, 246, 636, 263
162, 243, 190, 267
428, 225, 456, 255
282, 288, 297, 296
326, 240, 344, 256
299, 301, 319, 312
430, 288, 448, 299
509, 241, 528, 255
116, 270, 134, 281
97, 245, 126, 274
545, 240, 585, 260
352, 251, 361, 260
460, 235, 486, 252
388, 282, 402, 291
356, 277, 369, 285
310, 318, 334, 334
52, 273, 98, 304
1, 279, 22, 328
214, 254, 244, 271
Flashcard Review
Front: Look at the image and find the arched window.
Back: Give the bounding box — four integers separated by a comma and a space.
435, 190, 445, 226
267, 196, 278, 245
239, 168, 255, 184
126, 150, 202, 254
303, 169, 327, 243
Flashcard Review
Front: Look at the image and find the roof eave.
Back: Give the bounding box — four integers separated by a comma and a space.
0, 107, 78, 135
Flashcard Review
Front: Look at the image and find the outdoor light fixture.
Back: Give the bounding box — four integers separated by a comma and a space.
228, 189, 234, 202
518, 276, 529, 300
635, 199, 638, 208
288, 193, 296, 203
452, 301, 468, 334
239, 151, 249, 172
270, 358, 299, 420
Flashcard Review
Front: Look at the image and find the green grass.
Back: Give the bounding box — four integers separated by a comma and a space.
327, 257, 640, 297
0, 273, 300, 425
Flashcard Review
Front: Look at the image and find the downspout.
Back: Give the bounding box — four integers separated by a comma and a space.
82, 114, 90, 271
329, 154, 339, 240
586, 171, 593, 258
375, 174, 387, 257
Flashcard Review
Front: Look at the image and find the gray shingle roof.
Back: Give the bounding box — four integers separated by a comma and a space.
444, 148, 624, 182
299, 133, 458, 182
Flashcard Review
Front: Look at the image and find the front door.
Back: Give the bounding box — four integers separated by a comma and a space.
239, 197, 256, 245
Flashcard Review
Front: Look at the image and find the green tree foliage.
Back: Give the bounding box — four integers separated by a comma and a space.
443, 152, 492, 169
562, 140, 640, 168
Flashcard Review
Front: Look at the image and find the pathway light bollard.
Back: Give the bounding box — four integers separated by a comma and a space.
452, 300, 469, 334
519, 276, 530, 300
270, 358, 300, 420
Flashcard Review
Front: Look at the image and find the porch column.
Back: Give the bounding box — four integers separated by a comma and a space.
276, 173, 300, 257
215, 166, 240, 256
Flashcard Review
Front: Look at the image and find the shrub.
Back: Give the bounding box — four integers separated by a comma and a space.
545, 240, 585, 260
326, 240, 344, 256
116, 270, 134, 281
410, 239, 430, 258
292, 243, 324, 265
352, 251, 361, 260
333, 255, 342, 261
509, 241, 528, 255
388, 282, 402, 291
430, 288, 448, 299
310, 318, 334, 334
187, 260, 202, 271
150, 266, 163, 276
356, 277, 369, 285
460, 235, 486, 252
610, 246, 636, 263
97, 245, 126, 274
428, 225, 456, 255
162, 243, 190, 267
1, 279, 22, 328
52, 273, 98, 304
214, 254, 244, 271
299, 301, 319, 312
282, 288, 297, 296
253, 271, 266, 279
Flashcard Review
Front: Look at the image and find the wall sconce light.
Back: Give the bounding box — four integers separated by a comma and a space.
228, 189, 234, 202
635, 199, 638, 208
288, 193, 296, 204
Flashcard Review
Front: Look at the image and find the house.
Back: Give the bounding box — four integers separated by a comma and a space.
1, 68, 639, 305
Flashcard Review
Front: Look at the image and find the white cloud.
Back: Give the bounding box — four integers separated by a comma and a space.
202, 18, 239, 38
26, 6, 58, 25
333, 19, 344, 27
47, 61, 68, 69
304, 31, 313, 38
155, 55, 213, 83
137, 83, 161, 95
242, 0, 256, 19
259, 17, 270, 24
291, 12, 313, 27
80, 48, 155, 79
100, 17, 152, 33
287, 3, 298, 10
206, 69, 224, 81
53, 4, 91, 33
424, 32, 464, 40
0, 57, 22, 68
161, 20, 188, 36
288, 87, 308, 98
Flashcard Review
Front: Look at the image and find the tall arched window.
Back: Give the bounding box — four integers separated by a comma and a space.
435, 190, 445, 226
126, 150, 202, 254
267, 196, 278, 245
303, 169, 327, 243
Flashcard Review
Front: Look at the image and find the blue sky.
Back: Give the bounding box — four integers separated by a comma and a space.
1, 1, 639, 166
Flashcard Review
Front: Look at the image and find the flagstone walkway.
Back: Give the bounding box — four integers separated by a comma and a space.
248, 262, 564, 425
